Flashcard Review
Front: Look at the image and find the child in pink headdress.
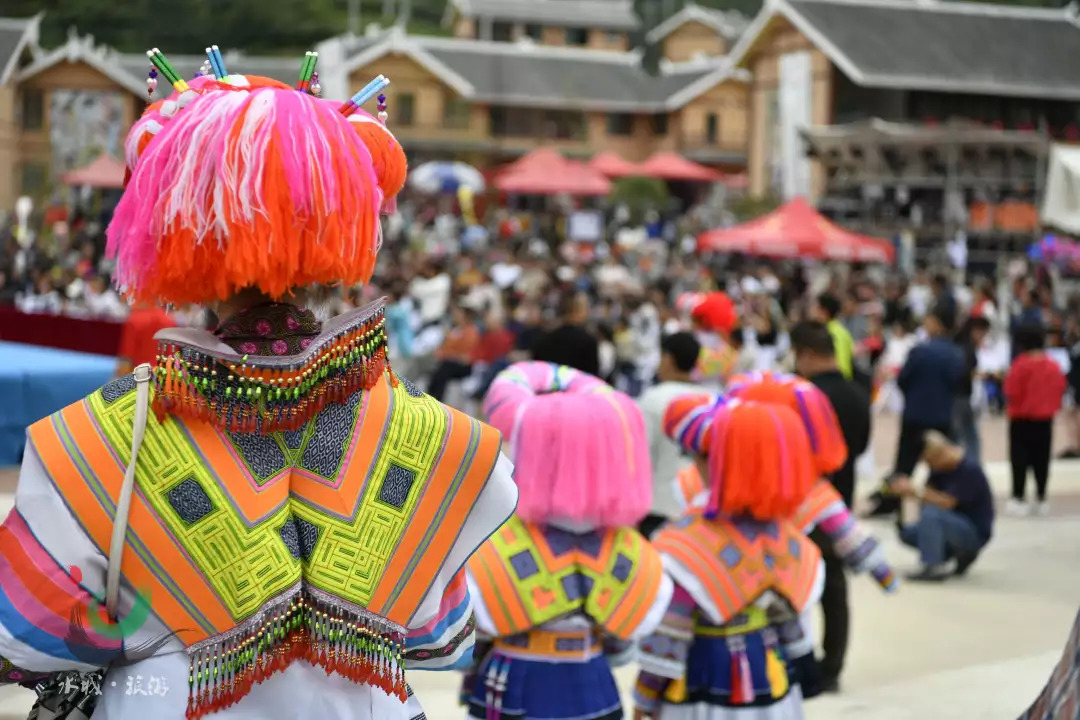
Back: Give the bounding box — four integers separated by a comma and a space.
464, 362, 673, 720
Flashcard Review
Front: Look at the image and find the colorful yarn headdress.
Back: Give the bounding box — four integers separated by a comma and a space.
663, 394, 814, 521
483, 362, 652, 528
108, 46, 406, 306
726, 371, 848, 477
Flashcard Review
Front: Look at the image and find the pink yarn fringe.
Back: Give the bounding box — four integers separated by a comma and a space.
483, 362, 653, 528
107, 80, 381, 296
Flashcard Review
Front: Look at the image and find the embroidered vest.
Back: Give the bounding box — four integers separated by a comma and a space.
27, 302, 503, 718
468, 515, 664, 640
652, 515, 821, 621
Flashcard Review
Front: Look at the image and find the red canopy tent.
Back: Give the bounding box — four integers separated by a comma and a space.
496, 151, 612, 196
697, 197, 895, 262
637, 152, 723, 182
589, 152, 642, 178
61, 153, 126, 189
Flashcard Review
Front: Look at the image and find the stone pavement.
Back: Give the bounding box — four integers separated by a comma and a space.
0, 416, 1078, 718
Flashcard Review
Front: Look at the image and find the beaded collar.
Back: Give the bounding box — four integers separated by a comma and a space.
154, 299, 392, 434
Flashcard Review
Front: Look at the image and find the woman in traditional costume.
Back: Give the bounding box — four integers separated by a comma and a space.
633, 396, 823, 720
675, 372, 898, 594
464, 362, 672, 720
0, 53, 516, 719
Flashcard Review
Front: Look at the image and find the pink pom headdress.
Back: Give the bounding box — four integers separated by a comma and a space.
108, 46, 405, 307
483, 362, 652, 528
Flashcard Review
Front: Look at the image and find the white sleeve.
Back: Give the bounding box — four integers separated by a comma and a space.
405, 453, 517, 669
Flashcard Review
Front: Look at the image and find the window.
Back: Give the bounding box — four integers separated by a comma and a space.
20, 162, 47, 196
605, 31, 623, 45
606, 113, 634, 136
395, 93, 415, 126
706, 112, 720, 145
650, 114, 668, 136
443, 93, 471, 129
492, 21, 514, 42
545, 110, 587, 140
20, 88, 44, 131
525, 24, 542, 40
566, 28, 589, 45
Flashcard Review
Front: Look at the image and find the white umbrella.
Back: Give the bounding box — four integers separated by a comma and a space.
408, 161, 485, 194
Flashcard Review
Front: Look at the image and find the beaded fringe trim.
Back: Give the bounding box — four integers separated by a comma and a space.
186, 590, 407, 719
154, 309, 393, 434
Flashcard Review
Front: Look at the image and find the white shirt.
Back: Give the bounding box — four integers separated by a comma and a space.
409, 274, 451, 325
637, 380, 701, 519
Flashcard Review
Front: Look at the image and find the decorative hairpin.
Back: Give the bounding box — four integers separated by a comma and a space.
310, 72, 322, 98
377, 94, 388, 124
297, 51, 319, 94
145, 48, 189, 100
204, 45, 229, 80
339, 75, 390, 118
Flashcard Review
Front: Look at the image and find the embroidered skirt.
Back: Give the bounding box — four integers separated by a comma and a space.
656, 630, 803, 720
467, 648, 623, 720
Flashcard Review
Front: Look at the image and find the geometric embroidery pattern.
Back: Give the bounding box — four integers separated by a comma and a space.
378, 464, 416, 509
278, 516, 321, 561
166, 477, 215, 525
470, 515, 662, 637
226, 432, 287, 483
80, 371, 485, 627
101, 374, 137, 404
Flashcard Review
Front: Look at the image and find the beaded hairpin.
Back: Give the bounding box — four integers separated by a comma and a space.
144, 44, 392, 120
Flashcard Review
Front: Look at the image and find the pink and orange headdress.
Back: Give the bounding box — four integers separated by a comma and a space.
663, 394, 814, 521
108, 47, 407, 307
483, 362, 652, 528
726, 371, 848, 477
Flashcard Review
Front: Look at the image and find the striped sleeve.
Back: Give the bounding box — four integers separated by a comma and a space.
0, 439, 120, 677
809, 488, 898, 592
633, 583, 695, 712
405, 570, 476, 670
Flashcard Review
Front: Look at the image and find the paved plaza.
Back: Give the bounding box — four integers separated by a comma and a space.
0, 413, 1077, 718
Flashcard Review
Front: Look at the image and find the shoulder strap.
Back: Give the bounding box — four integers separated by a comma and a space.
105, 363, 153, 618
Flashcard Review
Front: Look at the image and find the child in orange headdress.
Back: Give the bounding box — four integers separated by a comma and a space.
633, 397, 823, 720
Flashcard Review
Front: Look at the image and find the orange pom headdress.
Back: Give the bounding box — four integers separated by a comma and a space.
726, 371, 848, 477
107, 47, 407, 306
663, 394, 814, 521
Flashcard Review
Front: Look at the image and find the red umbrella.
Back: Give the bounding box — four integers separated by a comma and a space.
498, 148, 568, 178
637, 152, 723, 182
589, 152, 642, 178
62, 154, 126, 189
496, 153, 612, 196
697, 197, 895, 262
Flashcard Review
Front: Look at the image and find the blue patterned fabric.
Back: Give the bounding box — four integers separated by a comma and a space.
679, 631, 795, 709
467, 651, 623, 720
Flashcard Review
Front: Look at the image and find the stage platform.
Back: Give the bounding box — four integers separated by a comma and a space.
0, 342, 115, 466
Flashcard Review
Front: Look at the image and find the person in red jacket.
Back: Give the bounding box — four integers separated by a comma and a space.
115, 302, 177, 376
1004, 324, 1067, 516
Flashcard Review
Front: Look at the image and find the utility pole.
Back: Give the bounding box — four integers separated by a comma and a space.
348, 0, 361, 35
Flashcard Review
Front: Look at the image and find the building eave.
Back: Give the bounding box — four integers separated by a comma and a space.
664, 65, 751, 111
646, 4, 741, 43
853, 72, 1080, 102
0, 12, 44, 86
339, 30, 477, 98
15, 32, 146, 96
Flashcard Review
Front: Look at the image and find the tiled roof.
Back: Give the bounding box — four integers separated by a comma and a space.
341, 32, 745, 111
735, 0, 1080, 100
451, 0, 641, 30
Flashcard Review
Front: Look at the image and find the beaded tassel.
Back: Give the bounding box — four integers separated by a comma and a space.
154, 311, 390, 435
186, 592, 407, 720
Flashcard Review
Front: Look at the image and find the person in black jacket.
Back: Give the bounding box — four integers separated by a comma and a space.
790, 321, 871, 693
531, 290, 600, 376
